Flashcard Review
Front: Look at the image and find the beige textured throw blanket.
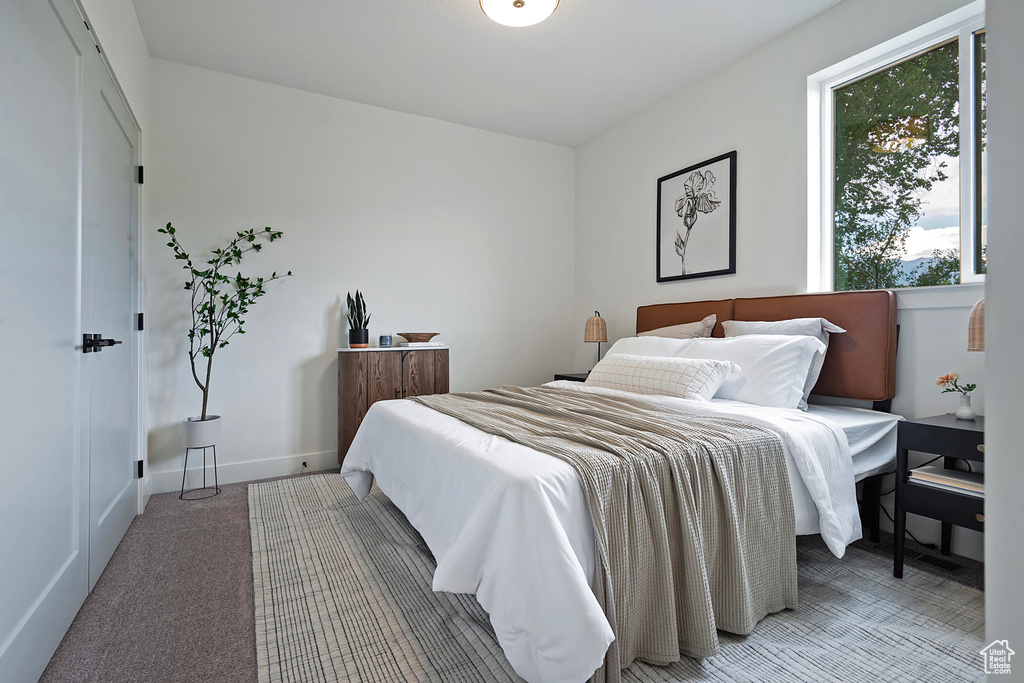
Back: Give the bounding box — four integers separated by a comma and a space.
413, 386, 797, 683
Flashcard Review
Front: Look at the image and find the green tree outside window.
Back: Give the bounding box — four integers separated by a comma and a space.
833, 37, 985, 291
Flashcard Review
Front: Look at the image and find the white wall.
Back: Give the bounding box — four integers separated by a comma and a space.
574, 0, 985, 558
145, 61, 576, 491
984, 0, 1024, 671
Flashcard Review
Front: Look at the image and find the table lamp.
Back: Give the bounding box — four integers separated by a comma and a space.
585, 311, 607, 364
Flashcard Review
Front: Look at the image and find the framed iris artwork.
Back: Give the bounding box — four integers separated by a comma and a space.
656, 151, 737, 282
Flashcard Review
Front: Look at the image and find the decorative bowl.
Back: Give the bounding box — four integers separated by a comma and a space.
398, 332, 439, 343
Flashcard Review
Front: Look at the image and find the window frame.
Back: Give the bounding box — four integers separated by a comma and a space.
807, 3, 986, 293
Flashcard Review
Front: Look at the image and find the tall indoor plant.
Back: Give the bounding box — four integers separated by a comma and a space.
158, 222, 291, 446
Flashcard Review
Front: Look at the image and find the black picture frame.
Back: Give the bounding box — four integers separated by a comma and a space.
656, 151, 737, 282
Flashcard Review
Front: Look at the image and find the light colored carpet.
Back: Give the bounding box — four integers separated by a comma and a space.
249, 473, 985, 683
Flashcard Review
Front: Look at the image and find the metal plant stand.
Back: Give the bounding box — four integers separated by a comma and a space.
180, 445, 221, 500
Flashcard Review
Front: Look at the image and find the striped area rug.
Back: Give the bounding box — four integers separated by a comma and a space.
249, 474, 985, 682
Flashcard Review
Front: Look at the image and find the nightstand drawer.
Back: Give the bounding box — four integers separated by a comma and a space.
901, 482, 984, 531
899, 419, 985, 461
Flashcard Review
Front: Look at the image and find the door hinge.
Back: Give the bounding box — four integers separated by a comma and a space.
137, 165, 144, 184
83, 19, 100, 54
137, 312, 144, 331
136, 460, 144, 479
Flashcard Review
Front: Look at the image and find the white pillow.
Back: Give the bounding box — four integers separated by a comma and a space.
605, 335, 695, 359
721, 318, 845, 408
637, 314, 716, 339
671, 335, 827, 410
584, 354, 738, 402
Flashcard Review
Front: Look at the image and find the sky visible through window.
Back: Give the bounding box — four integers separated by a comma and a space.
903, 153, 959, 273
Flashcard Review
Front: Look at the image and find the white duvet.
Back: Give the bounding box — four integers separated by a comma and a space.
340, 381, 861, 683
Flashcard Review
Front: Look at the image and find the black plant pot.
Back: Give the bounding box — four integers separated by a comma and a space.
348, 328, 369, 348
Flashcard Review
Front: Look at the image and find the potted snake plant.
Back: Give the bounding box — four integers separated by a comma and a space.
347, 290, 371, 348
158, 223, 292, 448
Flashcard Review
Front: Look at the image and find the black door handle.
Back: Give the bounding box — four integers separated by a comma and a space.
83, 333, 123, 353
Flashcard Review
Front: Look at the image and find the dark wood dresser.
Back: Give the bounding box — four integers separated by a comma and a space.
338, 347, 449, 465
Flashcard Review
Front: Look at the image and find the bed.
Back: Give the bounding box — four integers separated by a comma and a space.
341, 290, 899, 683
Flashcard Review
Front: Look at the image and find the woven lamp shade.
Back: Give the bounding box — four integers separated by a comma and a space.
585, 312, 607, 343
967, 298, 985, 352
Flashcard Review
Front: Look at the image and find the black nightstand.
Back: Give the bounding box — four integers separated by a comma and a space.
554, 372, 589, 382
894, 413, 984, 578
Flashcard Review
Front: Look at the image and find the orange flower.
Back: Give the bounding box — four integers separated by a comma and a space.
937, 372, 959, 386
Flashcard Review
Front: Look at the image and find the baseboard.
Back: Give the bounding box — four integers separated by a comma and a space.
141, 475, 153, 511
148, 450, 338, 495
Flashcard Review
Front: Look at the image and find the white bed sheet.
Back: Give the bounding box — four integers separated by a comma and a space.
805, 404, 902, 480
341, 382, 861, 683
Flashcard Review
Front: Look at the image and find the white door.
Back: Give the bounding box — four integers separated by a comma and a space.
0, 2, 91, 680
82, 39, 139, 589
0, 0, 140, 679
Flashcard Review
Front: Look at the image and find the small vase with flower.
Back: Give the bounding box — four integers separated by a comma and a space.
937, 372, 978, 420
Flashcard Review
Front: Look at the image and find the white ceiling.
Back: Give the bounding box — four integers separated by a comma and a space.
132, 0, 844, 148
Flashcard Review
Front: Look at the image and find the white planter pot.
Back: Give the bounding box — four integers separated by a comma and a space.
181, 415, 222, 448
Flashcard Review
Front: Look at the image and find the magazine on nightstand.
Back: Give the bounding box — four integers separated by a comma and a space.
909, 465, 984, 498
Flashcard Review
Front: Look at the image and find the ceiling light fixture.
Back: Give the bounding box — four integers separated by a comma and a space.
480, 0, 559, 27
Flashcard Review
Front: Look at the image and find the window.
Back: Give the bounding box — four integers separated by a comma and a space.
810, 8, 985, 292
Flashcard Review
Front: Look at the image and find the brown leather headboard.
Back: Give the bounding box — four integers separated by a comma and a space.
636, 290, 897, 401
635, 299, 735, 337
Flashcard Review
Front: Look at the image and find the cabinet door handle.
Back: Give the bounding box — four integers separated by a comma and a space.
977, 444, 985, 453
976, 513, 985, 523
395, 389, 402, 398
